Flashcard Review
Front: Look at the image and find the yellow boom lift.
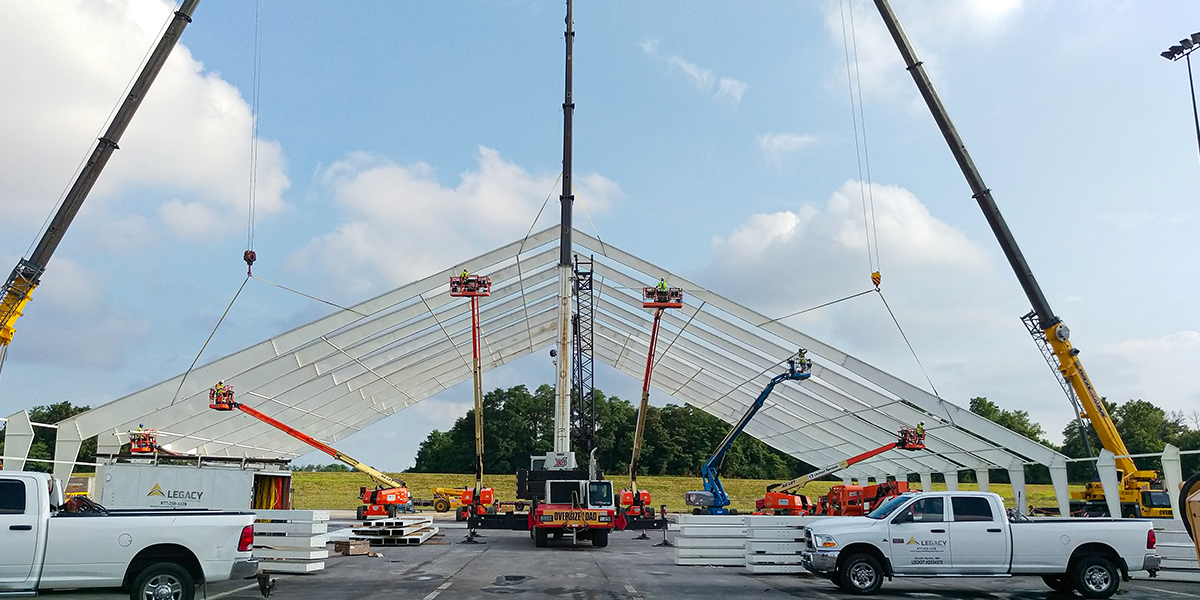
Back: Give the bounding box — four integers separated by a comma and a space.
873, 0, 1170, 517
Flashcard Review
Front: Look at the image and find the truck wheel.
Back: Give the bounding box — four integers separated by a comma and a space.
1073, 556, 1119, 599
515, 502, 527, 511
130, 562, 194, 600
1041, 574, 1074, 593
534, 528, 549, 547
455, 507, 467, 522
356, 505, 366, 520
837, 553, 883, 595
433, 498, 450, 512
592, 530, 609, 547
387, 504, 398, 518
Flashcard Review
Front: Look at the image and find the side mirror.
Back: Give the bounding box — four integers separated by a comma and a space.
892, 511, 912, 525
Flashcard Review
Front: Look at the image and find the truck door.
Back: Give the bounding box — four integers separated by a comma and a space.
887, 496, 950, 573
0, 477, 38, 588
948, 495, 1009, 573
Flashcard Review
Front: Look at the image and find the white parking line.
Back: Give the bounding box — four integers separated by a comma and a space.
1142, 586, 1200, 598
207, 582, 260, 600
422, 581, 452, 600
624, 582, 643, 599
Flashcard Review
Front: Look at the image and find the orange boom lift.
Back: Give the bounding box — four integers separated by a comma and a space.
209, 384, 410, 519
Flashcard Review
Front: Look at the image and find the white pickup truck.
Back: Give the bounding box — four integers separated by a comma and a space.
0, 471, 259, 600
802, 491, 1159, 599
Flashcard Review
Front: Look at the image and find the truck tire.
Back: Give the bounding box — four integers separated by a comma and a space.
455, 507, 467, 522
534, 527, 549, 547
592, 530, 609, 547
1072, 555, 1119, 599
433, 498, 451, 512
130, 562, 194, 600
356, 505, 366, 520
837, 553, 883, 595
387, 504, 398, 518
1041, 574, 1074, 593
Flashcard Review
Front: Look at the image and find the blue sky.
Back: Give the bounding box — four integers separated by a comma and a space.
2, 1, 1199, 471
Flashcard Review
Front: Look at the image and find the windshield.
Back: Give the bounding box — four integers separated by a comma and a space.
866, 495, 911, 519
1143, 491, 1171, 509
588, 482, 614, 508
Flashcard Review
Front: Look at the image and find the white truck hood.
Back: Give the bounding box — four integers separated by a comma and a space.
808, 516, 885, 536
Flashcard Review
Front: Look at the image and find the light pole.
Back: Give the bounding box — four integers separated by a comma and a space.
1162, 32, 1200, 164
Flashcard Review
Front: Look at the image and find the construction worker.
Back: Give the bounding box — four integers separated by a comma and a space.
460, 269, 469, 281
657, 278, 667, 292
916, 421, 925, 438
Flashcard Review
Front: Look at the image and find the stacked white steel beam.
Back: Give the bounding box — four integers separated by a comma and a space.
252, 510, 329, 573
743, 515, 817, 574
351, 516, 440, 546
673, 514, 748, 566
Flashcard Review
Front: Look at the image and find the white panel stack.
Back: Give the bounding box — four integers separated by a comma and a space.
672, 514, 748, 566
1151, 519, 1199, 574
743, 515, 816, 574
351, 516, 440, 546
253, 510, 330, 573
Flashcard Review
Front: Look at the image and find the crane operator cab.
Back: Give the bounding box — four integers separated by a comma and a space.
209, 381, 237, 410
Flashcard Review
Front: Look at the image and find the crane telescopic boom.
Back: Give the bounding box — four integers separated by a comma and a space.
0, 0, 201, 374
872, 0, 1157, 504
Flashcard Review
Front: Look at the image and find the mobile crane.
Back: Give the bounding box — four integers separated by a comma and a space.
0, 0, 201, 376
756, 426, 924, 515
685, 350, 812, 515
617, 283, 682, 532
208, 384, 412, 519
873, 0, 1171, 518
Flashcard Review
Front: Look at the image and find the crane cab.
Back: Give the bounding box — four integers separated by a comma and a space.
450, 274, 491, 297
642, 286, 683, 309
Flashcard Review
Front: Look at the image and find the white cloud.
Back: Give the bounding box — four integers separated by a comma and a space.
1088, 331, 1200, 414
757, 132, 818, 157
666, 56, 715, 93
823, 0, 1024, 99
0, 0, 289, 243
716, 77, 748, 104
291, 147, 621, 294
641, 39, 745, 105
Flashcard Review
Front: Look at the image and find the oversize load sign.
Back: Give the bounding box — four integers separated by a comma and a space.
550, 510, 603, 524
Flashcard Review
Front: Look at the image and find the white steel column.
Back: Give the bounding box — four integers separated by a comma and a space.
1, 411, 34, 471
554, 266, 572, 452
1008, 467, 1027, 514
975, 469, 990, 492
1162, 444, 1183, 520
1096, 449, 1121, 518
1049, 463, 1071, 517
919, 472, 933, 492
943, 471, 959, 491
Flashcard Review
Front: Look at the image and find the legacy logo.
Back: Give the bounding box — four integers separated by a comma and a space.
146, 483, 203, 500
907, 536, 948, 547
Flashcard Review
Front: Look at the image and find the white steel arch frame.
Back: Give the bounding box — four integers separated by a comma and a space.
16, 226, 1070, 511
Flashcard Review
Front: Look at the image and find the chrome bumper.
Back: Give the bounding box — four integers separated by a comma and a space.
802, 550, 839, 577
230, 557, 260, 580
1142, 554, 1161, 572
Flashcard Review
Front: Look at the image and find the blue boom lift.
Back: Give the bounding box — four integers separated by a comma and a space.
684, 350, 813, 515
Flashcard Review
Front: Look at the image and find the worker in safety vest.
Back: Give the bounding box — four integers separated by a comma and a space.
916, 421, 925, 438
461, 269, 469, 281
214, 381, 226, 402
657, 278, 667, 292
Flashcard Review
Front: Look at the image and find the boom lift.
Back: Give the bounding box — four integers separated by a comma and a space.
685, 350, 813, 515
208, 384, 411, 519
618, 284, 683, 531
873, 0, 1171, 518
0, 0, 201, 376
449, 273, 497, 532
757, 427, 924, 515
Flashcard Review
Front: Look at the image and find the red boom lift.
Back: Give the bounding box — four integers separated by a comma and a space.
449, 273, 498, 532
208, 384, 411, 519
757, 427, 925, 515
618, 283, 683, 533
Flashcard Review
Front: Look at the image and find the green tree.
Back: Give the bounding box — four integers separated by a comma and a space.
968, 397, 1056, 484
0, 402, 96, 473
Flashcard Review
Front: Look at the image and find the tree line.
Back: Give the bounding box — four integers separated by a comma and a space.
410, 384, 817, 479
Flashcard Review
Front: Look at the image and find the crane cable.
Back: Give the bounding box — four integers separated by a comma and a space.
244, 0, 264, 276
840, 0, 881, 286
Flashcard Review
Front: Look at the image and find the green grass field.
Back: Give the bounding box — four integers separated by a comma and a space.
291, 471, 1081, 513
